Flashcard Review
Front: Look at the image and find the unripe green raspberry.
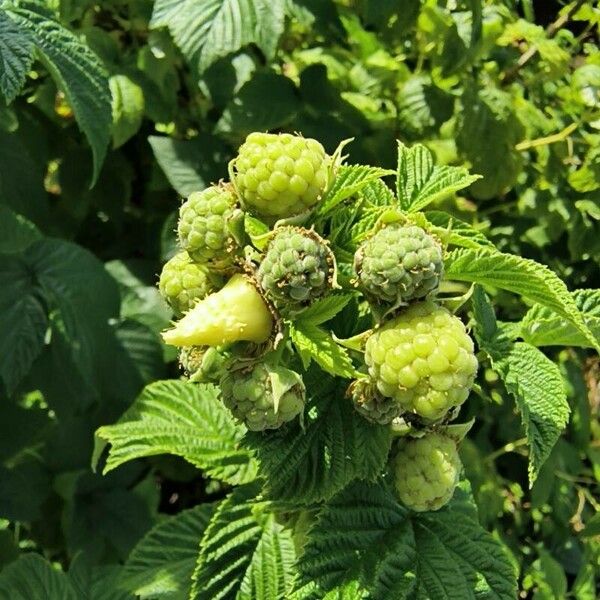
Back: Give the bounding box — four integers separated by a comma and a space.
159, 251, 220, 315
178, 185, 239, 268
365, 302, 478, 421
392, 432, 461, 512
178, 346, 228, 383
354, 224, 443, 307
232, 132, 330, 219
257, 227, 334, 313
348, 379, 403, 425
220, 361, 305, 431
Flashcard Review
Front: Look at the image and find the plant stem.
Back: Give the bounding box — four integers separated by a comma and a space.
485, 437, 528, 463
501, 0, 587, 84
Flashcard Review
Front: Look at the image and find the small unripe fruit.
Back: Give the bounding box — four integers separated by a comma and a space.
159, 251, 220, 314
257, 227, 334, 313
220, 360, 305, 431
162, 275, 273, 347
348, 379, 403, 425
354, 224, 443, 308
364, 302, 478, 421
392, 432, 461, 512
232, 132, 331, 219
177, 185, 239, 268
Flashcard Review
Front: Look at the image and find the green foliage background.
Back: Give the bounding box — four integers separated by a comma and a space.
0, 0, 598, 598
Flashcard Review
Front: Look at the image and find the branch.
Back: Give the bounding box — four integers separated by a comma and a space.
501, 0, 586, 85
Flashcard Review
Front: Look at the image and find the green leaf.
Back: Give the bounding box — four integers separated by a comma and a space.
0, 205, 41, 253
295, 294, 353, 326
471, 288, 570, 484
289, 320, 358, 379
190, 485, 296, 600
122, 504, 214, 599
95, 380, 257, 485
425, 210, 495, 250
149, 135, 229, 197
243, 377, 392, 503
110, 74, 144, 149
0, 255, 47, 394
297, 481, 517, 599
316, 165, 395, 217
396, 76, 454, 139
445, 248, 600, 352
0, 553, 78, 600
114, 319, 166, 384
0, 129, 49, 225
456, 85, 524, 200
216, 70, 300, 137
6, 3, 111, 184
396, 142, 480, 213
521, 289, 600, 348
492, 343, 568, 485
0, 11, 34, 103
151, 0, 286, 74
568, 147, 600, 193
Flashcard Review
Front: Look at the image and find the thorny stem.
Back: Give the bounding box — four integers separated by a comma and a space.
501, 0, 587, 84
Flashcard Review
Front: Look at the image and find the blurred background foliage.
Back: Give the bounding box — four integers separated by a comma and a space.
0, 0, 598, 597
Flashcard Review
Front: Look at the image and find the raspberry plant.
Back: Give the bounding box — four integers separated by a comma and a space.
1, 0, 598, 597
93, 134, 599, 599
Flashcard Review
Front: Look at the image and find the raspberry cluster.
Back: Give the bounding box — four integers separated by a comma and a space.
349, 223, 478, 512
177, 185, 239, 268
220, 361, 305, 431
158, 132, 336, 432
157, 132, 478, 509
159, 251, 220, 315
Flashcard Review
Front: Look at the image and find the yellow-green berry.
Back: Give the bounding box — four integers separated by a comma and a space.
232, 132, 330, 219
159, 251, 220, 315
392, 432, 461, 512
364, 302, 478, 421
177, 185, 239, 268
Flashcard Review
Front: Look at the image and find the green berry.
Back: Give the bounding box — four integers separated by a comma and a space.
178, 346, 229, 383
159, 251, 220, 314
364, 302, 478, 421
354, 224, 443, 307
348, 379, 403, 425
232, 132, 330, 219
257, 227, 334, 313
392, 432, 461, 512
178, 185, 239, 268
220, 361, 305, 431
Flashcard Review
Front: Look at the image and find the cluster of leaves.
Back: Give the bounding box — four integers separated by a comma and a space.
0, 0, 598, 598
